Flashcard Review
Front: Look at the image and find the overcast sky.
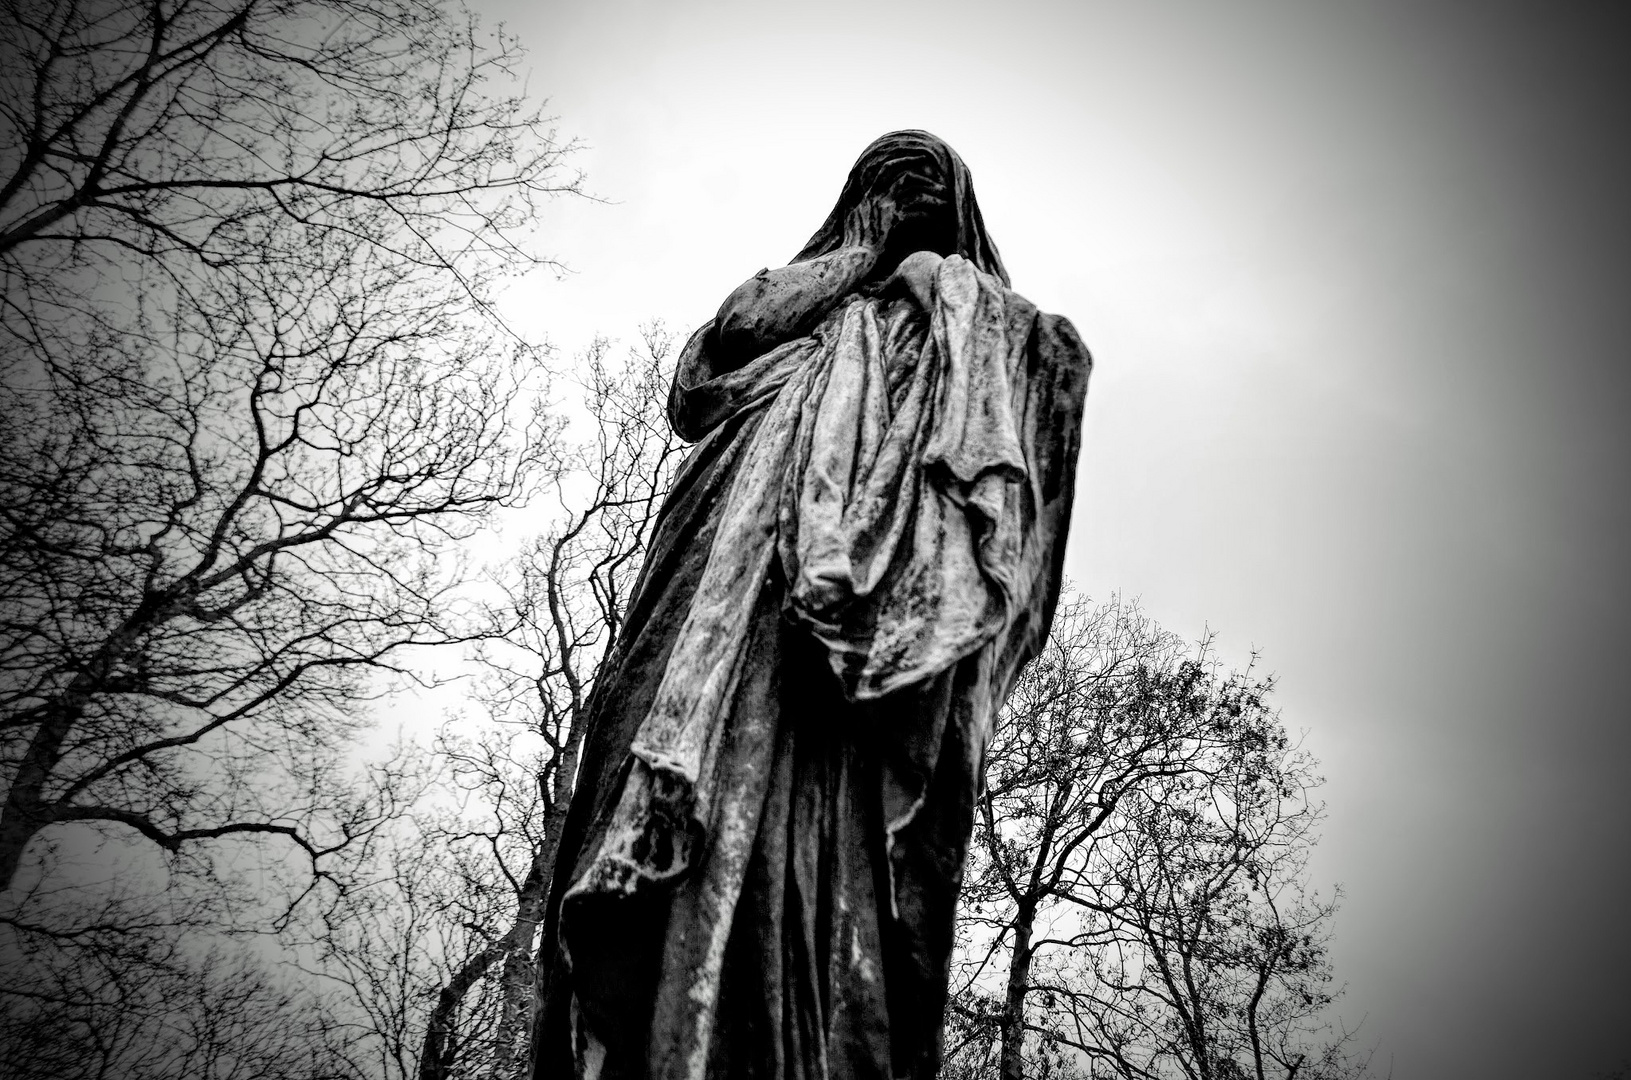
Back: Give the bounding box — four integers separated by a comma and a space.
472, 2, 1631, 1076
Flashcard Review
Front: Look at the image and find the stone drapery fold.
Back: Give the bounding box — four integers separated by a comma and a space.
555, 253, 1089, 1080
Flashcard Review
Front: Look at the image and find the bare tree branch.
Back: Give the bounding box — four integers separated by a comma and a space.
944, 596, 1371, 1080
0, 0, 577, 896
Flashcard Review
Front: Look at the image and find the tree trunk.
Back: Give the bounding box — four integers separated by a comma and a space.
0, 705, 67, 887
421, 942, 505, 1080
422, 800, 569, 1080
0, 595, 175, 888
1000, 899, 1038, 1080
2, 676, 110, 886
491, 852, 551, 1079
1247, 963, 1269, 1080
518, 729, 580, 1080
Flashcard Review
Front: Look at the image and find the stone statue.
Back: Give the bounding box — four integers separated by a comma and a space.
534, 130, 1090, 1080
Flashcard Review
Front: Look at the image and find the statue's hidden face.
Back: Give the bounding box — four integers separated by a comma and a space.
877, 159, 957, 258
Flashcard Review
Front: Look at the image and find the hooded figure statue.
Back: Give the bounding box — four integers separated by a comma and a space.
534, 131, 1091, 1080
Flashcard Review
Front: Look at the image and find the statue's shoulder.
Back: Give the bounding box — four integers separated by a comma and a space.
1031, 310, 1093, 389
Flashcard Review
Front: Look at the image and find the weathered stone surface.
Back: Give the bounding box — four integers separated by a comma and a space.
535, 130, 1090, 1080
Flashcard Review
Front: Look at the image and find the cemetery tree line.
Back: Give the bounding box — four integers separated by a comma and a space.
0, 1, 1366, 1076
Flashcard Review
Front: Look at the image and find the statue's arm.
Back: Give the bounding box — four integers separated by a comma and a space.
710, 245, 880, 369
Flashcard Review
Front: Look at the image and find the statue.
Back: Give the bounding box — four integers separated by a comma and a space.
534, 131, 1090, 1080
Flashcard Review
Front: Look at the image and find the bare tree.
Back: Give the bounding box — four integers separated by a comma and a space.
0, 1, 589, 1071
944, 597, 1366, 1080
0, 0, 577, 900
1045, 782, 1359, 1080
293, 331, 685, 1080
0, 880, 358, 1080
298, 774, 515, 1080
429, 328, 684, 1079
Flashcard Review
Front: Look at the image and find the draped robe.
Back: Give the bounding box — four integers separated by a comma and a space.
535, 142, 1090, 1080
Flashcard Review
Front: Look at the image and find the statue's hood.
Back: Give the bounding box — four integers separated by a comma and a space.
792, 130, 1010, 287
